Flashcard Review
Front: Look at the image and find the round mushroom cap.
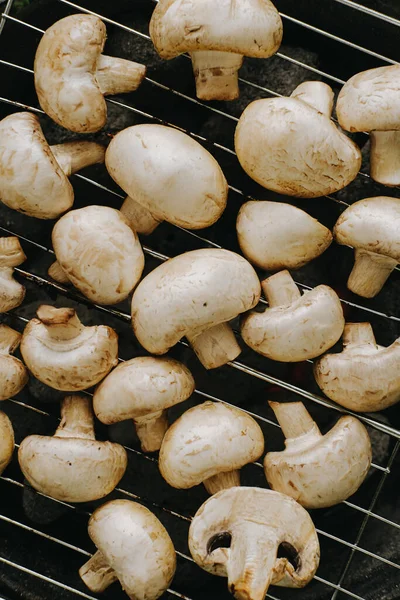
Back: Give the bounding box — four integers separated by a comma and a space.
0, 326, 29, 401
159, 401, 264, 488
235, 97, 361, 198
0, 112, 73, 219
52, 206, 145, 305
0, 411, 14, 475
94, 357, 195, 423
150, 0, 282, 59
237, 201, 332, 270
106, 124, 228, 229
337, 65, 400, 132
334, 196, 400, 261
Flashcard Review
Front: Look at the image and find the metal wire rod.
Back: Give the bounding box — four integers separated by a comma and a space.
331, 0, 400, 27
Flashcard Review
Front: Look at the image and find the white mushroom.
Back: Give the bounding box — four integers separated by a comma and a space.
237, 201, 332, 270
334, 196, 400, 298
34, 14, 146, 133
0, 411, 14, 475
241, 270, 344, 362
0, 112, 105, 219
131, 249, 260, 369
264, 401, 372, 508
20, 305, 118, 391
189, 487, 320, 600
49, 206, 144, 305
159, 401, 264, 494
94, 357, 195, 452
79, 500, 176, 600
0, 325, 28, 401
235, 81, 361, 197
150, 0, 282, 101
0, 237, 26, 313
336, 65, 400, 185
314, 322, 400, 412
18, 394, 127, 502
106, 124, 228, 235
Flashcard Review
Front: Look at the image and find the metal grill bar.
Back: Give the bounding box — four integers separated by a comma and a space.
331, 0, 400, 26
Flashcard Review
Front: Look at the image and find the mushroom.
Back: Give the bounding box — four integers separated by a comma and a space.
34, 14, 146, 133
131, 249, 261, 369
235, 81, 362, 197
94, 357, 195, 452
237, 201, 332, 271
0, 412, 15, 475
18, 394, 127, 502
314, 322, 400, 412
159, 401, 264, 494
79, 499, 176, 600
20, 305, 118, 391
336, 65, 400, 186
241, 270, 344, 362
334, 196, 400, 298
49, 206, 144, 305
0, 325, 29, 401
150, 0, 282, 101
189, 487, 320, 600
105, 124, 228, 235
0, 237, 26, 313
0, 112, 105, 219
264, 401, 372, 509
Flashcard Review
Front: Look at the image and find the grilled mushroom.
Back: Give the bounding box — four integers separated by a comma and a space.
0, 325, 28, 401
0, 412, 14, 475
0, 237, 26, 313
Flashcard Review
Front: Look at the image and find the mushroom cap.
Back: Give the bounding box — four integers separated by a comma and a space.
0, 411, 14, 475
0, 112, 73, 219
94, 357, 195, 423
337, 65, 400, 133
235, 97, 361, 198
264, 416, 371, 509
34, 14, 108, 133
0, 326, 29, 402
159, 401, 264, 489
189, 487, 319, 587
52, 206, 144, 305
150, 0, 282, 60
105, 124, 228, 229
0, 237, 26, 313
131, 249, 261, 355
237, 201, 332, 270
87, 500, 176, 600
334, 196, 400, 262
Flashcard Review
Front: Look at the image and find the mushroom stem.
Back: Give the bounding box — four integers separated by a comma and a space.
269, 401, 318, 439
370, 130, 400, 186
190, 51, 243, 101
187, 323, 241, 369
348, 249, 397, 298
262, 271, 301, 308
203, 470, 240, 495
134, 410, 169, 453
120, 196, 161, 235
50, 142, 105, 177
55, 395, 95, 440
342, 322, 376, 348
96, 55, 146, 95
36, 306, 85, 341
48, 261, 70, 284
79, 550, 118, 593
0, 237, 26, 267
0, 325, 21, 354
290, 81, 334, 117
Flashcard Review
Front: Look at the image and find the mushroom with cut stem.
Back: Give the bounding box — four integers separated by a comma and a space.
94, 357, 195, 452
150, 0, 282, 101
189, 487, 320, 600
48, 206, 144, 305
79, 500, 176, 600
235, 81, 361, 197
18, 394, 127, 502
20, 306, 118, 391
0, 412, 14, 475
0, 325, 28, 401
241, 270, 344, 362
131, 249, 261, 369
334, 196, 400, 298
264, 401, 372, 508
237, 201, 332, 271
336, 65, 400, 186
314, 322, 400, 412
0, 112, 105, 219
159, 401, 264, 495
105, 124, 228, 235
0, 237, 26, 313
34, 14, 146, 133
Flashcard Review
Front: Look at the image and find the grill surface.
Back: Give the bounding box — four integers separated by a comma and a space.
0, 1, 399, 599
